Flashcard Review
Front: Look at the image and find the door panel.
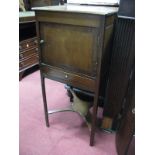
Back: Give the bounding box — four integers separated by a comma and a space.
40, 23, 98, 76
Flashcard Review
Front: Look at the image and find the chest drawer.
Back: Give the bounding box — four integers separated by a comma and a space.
19, 47, 38, 60
20, 55, 38, 69
40, 65, 95, 92
19, 37, 38, 50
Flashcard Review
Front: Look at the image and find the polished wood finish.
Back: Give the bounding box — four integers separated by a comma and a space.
41, 65, 95, 92
19, 12, 39, 80
19, 47, 38, 59
33, 4, 117, 146
20, 37, 38, 49
36, 11, 101, 27
39, 23, 98, 76
19, 54, 38, 70
40, 73, 50, 127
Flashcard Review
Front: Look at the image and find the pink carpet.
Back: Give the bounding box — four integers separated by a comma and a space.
19, 70, 117, 155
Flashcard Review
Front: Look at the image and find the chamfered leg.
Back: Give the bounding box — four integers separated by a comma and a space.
90, 94, 98, 146
40, 72, 50, 127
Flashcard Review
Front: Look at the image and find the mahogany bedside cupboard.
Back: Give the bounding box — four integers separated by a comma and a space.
33, 4, 118, 146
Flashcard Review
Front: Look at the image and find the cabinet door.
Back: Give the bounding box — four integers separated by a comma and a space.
39, 23, 98, 77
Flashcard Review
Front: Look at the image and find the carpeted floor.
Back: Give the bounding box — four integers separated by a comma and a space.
19, 70, 117, 155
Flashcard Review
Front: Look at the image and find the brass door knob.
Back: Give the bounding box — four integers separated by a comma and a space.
40, 40, 44, 44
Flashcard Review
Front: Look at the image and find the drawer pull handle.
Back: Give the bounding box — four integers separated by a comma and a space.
34, 40, 38, 44
26, 44, 29, 48
65, 75, 68, 78
132, 108, 135, 114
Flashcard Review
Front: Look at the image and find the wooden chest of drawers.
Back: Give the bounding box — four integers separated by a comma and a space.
19, 37, 38, 70
19, 11, 39, 80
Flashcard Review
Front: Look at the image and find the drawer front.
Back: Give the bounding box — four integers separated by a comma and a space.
40, 65, 96, 92
20, 55, 38, 69
19, 47, 38, 60
19, 37, 38, 50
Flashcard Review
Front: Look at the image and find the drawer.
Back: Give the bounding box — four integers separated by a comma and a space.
40, 65, 96, 92
19, 37, 38, 50
19, 47, 38, 60
20, 55, 38, 69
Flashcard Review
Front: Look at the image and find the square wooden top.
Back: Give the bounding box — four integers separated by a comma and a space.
32, 4, 118, 16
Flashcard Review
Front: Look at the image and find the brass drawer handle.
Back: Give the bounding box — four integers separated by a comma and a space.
20, 62, 24, 66
26, 44, 29, 48
34, 40, 38, 44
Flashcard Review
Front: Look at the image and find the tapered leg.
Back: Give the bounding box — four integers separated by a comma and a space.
90, 95, 98, 146
40, 72, 50, 127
